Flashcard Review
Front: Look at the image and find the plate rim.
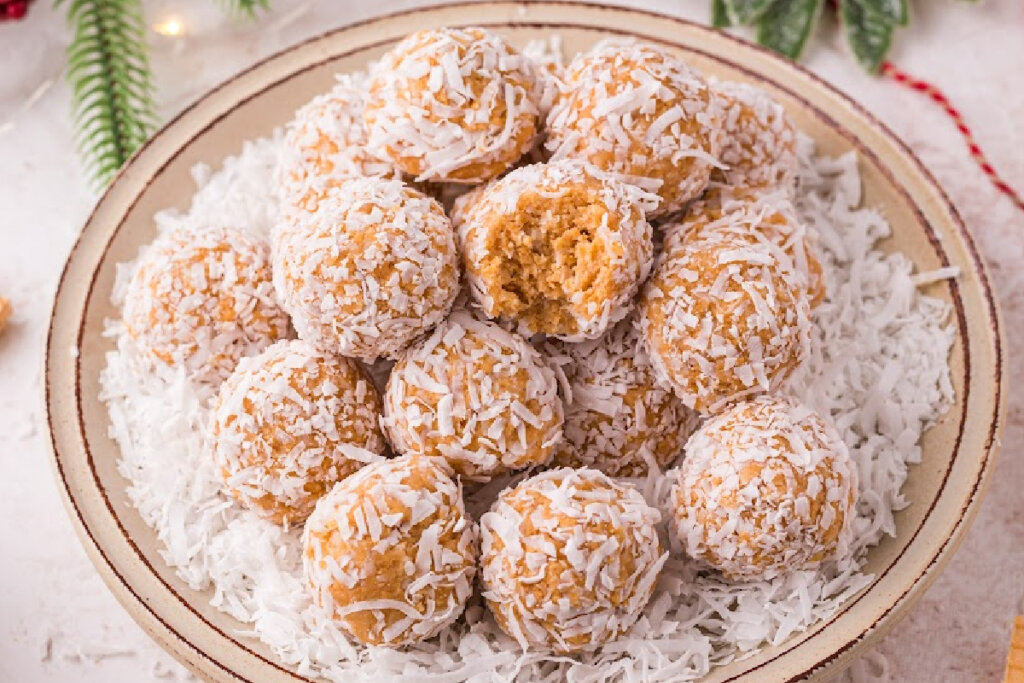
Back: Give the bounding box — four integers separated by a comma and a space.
44, 2, 1007, 682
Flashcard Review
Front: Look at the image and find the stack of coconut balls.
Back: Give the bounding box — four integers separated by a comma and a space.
122, 27, 858, 654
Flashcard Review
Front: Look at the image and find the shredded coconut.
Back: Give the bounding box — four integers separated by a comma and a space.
101, 84, 954, 683
521, 36, 566, 119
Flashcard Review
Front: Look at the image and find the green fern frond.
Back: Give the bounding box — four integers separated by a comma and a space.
216, 0, 270, 20
60, 0, 158, 188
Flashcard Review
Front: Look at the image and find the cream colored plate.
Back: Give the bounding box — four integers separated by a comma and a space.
45, 3, 1006, 681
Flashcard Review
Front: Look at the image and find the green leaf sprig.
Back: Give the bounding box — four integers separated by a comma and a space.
713, 0, 974, 73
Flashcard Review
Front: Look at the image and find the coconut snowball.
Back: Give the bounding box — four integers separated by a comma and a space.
383, 310, 564, 482
455, 159, 657, 341
364, 27, 541, 184
670, 395, 858, 581
272, 177, 460, 362
302, 454, 478, 646
666, 188, 826, 307
278, 73, 402, 220
638, 227, 812, 415
711, 79, 798, 192
211, 339, 387, 525
545, 39, 723, 217
544, 320, 698, 477
480, 467, 667, 653
122, 224, 289, 384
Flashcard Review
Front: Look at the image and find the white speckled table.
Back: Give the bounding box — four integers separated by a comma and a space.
1, 1, 1021, 681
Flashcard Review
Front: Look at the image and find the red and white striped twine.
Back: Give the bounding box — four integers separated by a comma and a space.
880, 60, 1024, 214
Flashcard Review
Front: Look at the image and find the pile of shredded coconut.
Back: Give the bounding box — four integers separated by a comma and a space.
100, 81, 955, 683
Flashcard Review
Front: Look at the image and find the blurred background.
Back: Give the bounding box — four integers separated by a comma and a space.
0, 1, 1021, 681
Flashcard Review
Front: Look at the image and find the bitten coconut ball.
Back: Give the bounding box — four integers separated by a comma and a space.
545, 321, 698, 477
122, 224, 289, 384
364, 27, 541, 184
638, 230, 812, 415
273, 177, 460, 362
666, 189, 825, 307
480, 468, 667, 653
455, 160, 657, 341
303, 455, 478, 646
383, 311, 564, 482
278, 73, 402, 219
712, 79, 798, 192
546, 39, 723, 216
670, 395, 857, 581
211, 339, 387, 525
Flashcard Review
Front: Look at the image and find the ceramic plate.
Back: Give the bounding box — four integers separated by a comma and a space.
45, 3, 1006, 681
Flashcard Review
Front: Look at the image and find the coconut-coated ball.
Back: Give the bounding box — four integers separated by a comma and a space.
122, 224, 289, 384
712, 79, 798, 192
670, 395, 857, 581
480, 467, 666, 653
273, 177, 460, 362
546, 39, 723, 216
364, 27, 541, 184
383, 311, 564, 482
545, 320, 698, 477
278, 73, 403, 219
455, 159, 656, 341
638, 228, 812, 415
211, 339, 387, 525
302, 454, 478, 646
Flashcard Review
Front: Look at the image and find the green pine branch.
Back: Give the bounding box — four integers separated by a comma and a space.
61, 0, 158, 188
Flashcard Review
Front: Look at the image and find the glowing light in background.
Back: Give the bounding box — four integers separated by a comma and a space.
152, 15, 185, 37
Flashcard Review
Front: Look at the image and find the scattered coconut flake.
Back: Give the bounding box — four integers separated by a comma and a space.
911, 266, 960, 286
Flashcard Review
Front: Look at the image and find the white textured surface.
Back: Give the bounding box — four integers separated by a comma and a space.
0, 1, 1021, 681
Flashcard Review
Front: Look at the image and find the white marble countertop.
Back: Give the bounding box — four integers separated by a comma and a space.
1, 1, 1021, 681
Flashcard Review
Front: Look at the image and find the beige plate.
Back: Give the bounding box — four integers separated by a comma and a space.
45, 2, 1006, 681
